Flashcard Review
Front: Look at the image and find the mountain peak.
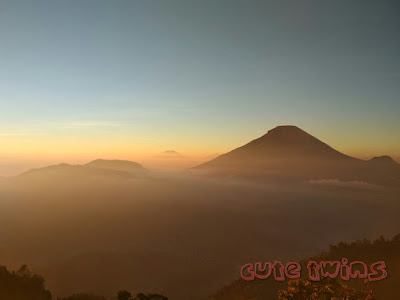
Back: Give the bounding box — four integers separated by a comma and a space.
369, 156, 398, 166
267, 125, 303, 133
261, 125, 312, 141
247, 126, 345, 159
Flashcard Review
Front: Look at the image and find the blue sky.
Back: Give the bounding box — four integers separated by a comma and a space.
0, 0, 399, 164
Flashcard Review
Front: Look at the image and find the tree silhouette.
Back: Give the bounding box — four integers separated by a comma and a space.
59, 293, 107, 300
0, 264, 52, 300
131, 293, 168, 300
148, 294, 168, 300
278, 278, 375, 300
118, 290, 133, 300
134, 293, 148, 300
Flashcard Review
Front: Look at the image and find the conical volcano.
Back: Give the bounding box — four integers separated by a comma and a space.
223, 125, 353, 160
192, 126, 400, 187
195, 125, 356, 169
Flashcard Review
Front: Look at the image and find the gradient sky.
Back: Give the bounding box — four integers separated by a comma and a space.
1, 0, 399, 173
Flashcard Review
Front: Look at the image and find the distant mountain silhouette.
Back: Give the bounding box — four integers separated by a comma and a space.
192, 125, 400, 187
163, 150, 180, 155
159, 150, 186, 159
368, 155, 399, 166
86, 159, 148, 174
17, 159, 148, 180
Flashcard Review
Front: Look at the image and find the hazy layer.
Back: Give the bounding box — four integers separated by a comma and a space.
0, 171, 399, 300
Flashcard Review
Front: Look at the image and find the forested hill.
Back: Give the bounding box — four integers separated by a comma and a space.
210, 234, 400, 300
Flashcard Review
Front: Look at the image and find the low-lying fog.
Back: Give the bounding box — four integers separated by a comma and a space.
0, 171, 399, 300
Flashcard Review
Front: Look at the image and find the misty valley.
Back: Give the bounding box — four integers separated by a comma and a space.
0, 126, 399, 299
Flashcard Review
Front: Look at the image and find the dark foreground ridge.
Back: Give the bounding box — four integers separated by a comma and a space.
211, 234, 400, 300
